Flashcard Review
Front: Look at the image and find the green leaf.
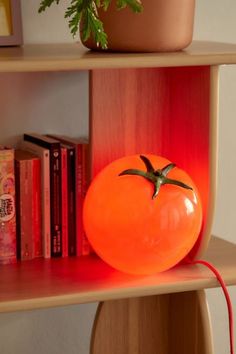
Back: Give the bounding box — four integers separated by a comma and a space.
140, 155, 155, 173
119, 169, 156, 183
102, 0, 112, 11
38, 0, 60, 13
152, 180, 161, 200
95, 0, 101, 7
163, 178, 193, 191
84, 6, 108, 48
65, 0, 86, 38
160, 163, 176, 177
116, 0, 143, 12
81, 7, 91, 41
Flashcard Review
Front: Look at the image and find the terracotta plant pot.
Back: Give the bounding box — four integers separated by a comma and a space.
82, 0, 195, 52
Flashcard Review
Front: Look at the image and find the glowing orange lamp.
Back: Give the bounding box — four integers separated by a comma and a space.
83, 154, 203, 275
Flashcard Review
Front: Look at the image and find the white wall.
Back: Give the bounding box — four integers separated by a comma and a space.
0, 1, 235, 353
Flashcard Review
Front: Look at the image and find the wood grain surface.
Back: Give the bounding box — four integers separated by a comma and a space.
90, 66, 219, 259
0, 42, 235, 72
91, 290, 213, 354
0, 236, 235, 313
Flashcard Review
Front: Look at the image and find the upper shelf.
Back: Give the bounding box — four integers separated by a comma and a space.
0, 236, 235, 313
1, 41, 236, 72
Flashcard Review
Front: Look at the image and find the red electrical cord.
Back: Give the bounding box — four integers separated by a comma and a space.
191, 259, 234, 354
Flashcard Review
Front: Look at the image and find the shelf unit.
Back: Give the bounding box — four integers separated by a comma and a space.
1, 41, 236, 354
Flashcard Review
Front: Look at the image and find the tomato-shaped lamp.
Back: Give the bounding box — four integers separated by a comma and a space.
83, 154, 203, 275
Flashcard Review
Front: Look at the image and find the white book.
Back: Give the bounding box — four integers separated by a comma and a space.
19, 140, 51, 258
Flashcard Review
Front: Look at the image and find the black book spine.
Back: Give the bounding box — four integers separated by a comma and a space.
67, 147, 76, 256
24, 134, 62, 257
51, 147, 62, 257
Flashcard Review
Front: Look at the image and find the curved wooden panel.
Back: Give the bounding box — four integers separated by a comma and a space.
90, 66, 219, 259
90, 290, 213, 354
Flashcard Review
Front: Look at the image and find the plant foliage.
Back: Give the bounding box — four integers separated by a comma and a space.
39, 0, 143, 49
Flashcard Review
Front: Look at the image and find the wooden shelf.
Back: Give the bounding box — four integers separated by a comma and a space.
0, 236, 235, 313
1, 41, 236, 72
0, 39, 233, 354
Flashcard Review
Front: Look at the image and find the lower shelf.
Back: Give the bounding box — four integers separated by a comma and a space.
0, 236, 235, 313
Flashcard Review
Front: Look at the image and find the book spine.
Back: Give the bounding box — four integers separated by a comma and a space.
0, 149, 16, 264
68, 148, 76, 256
61, 147, 68, 257
81, 144, 92, 255
15, 160, 21, 260
41, 151, 51, 259
76, 144, 83, 257
46, 135, 76, 257
50, 146, 62, 257
20, 160, 33, 261
32, 158, 42, 258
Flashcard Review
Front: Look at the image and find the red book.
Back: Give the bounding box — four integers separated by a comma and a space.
81, 143, 92, 255
15, 150, 41, 260
32, 155, 42, 258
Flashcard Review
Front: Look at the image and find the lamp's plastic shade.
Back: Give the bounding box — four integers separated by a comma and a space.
83, 154, 203, 275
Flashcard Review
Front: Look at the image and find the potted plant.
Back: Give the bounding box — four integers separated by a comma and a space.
39, 0, 195, 52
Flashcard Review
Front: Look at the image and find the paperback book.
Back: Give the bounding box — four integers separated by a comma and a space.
24, 133, 62, 257
0, 146, 16, 264
19, 140, 51, 258
15, 149, 42, 260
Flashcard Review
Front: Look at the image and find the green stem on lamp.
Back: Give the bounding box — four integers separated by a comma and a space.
119, 155, 193, 199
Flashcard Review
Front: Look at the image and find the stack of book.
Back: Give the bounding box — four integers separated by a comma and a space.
0, 133, 91, 263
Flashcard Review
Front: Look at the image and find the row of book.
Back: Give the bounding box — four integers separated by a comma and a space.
0, 133, 91, 264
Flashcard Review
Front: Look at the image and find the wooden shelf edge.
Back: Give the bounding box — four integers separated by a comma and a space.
0, 275, 235, 314
0, 236, 235, 313
1, 41, 236, 72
